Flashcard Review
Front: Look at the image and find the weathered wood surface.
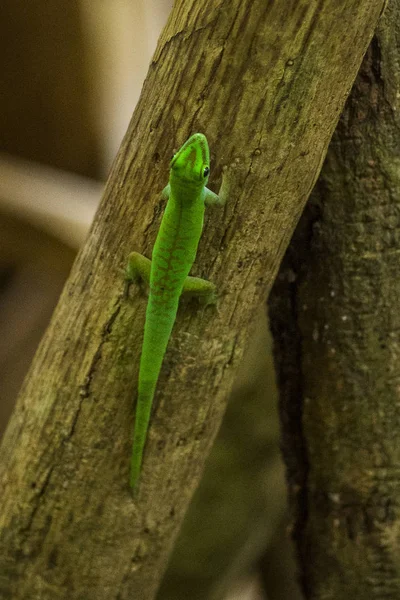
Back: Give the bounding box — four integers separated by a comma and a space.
0, 1, 385, 598
270, 1, 400, 597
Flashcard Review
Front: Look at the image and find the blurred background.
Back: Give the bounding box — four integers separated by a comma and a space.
0, 2, 302, 599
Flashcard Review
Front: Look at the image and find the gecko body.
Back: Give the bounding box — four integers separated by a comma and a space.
126, 133, 226, 491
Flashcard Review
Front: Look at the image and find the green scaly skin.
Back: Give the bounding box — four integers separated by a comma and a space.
126, 133, 227, 492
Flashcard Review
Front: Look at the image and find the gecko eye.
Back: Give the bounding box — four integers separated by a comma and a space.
203, 166, 210, 177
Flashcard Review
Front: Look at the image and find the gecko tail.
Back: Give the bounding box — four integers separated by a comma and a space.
130, 382, 156, 493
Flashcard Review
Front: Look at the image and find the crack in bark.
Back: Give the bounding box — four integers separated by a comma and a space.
268, 200, 322, 598
20, 464, 56, 537
19, 302, 123, 547
78, 302, 121, 403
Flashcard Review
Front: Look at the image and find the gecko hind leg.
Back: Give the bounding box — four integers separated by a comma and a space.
125, 251, 216, 305
182, 275, 217, 306
125, 252, 151, 297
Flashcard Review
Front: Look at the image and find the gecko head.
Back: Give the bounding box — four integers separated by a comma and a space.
170, 133, 210, 185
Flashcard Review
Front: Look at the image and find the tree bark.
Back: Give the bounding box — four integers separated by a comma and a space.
269, 1, 400, 597
157, 312, 290, 600
0, 1, 385, 598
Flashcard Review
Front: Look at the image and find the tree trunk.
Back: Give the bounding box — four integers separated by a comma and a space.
269, 1, 400, 597
0, 1, 385, 598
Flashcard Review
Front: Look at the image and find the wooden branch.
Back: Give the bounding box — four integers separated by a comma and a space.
269, 1, 400, 597
0, 1, 385, 598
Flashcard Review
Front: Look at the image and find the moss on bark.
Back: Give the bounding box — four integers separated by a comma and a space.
0, 1, 386, 598
270, 2, 400, 597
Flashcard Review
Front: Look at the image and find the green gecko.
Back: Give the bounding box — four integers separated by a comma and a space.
125, 133, 227, 492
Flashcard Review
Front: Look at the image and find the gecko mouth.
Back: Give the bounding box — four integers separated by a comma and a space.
170, 133, 209, 173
